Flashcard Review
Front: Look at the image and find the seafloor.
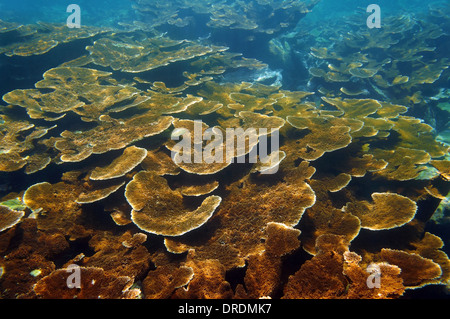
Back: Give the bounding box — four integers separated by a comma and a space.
0, 0, 449, 299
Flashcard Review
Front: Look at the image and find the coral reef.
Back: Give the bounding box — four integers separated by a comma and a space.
1, 1, 449, 300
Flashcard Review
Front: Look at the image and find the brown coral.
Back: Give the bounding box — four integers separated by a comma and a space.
241, 222, 301, 298
178, 181, 219, 197
285, 115, 356, 160
344, 192, 418, 230
379, 248, 442, 288
0, 22, 107, 57
33, 266, 140, 299
430, 160, 450, 181
1, 5, 449, 301
282, 234, 350, 299
23, 182, 83, 233
0, 205, 25, 233
142, 264, 194, 299
343, 255, 405, 299
0, 116, 55, 173
164, 162, 316, 269
283, 234, 406, 299
125, 171, 222, 236
89, 146, 147, 181
54, 114, 174, 163
0, 218, 69, 298
300, 178, 361, 255
172, 256, 233, 299
86, 36, 227, 73
77, 230, 151, 280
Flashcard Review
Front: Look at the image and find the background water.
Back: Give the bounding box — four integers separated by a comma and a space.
0, 0, 136, 26
0, 0, 447, 27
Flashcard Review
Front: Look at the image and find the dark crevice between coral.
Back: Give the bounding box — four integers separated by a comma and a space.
349, 225, 422, 255
53, 236, 96, 269
402, 284, 450, 299
275, 247, 313, 299
225, 264, 247, 294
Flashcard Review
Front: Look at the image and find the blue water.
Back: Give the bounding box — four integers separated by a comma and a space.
0, 0, 136, 26
1, 0, 447, 27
